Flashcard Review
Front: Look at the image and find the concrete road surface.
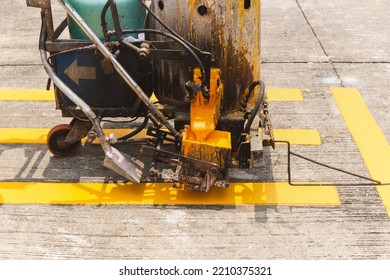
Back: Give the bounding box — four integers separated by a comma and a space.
0, 0, 389, 259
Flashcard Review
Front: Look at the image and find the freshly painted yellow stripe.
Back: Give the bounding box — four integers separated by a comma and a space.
267, 88, 303, 102
0, 128, 50, 144
0, 181, 340, 205
0, 128, 147, 144
0, 88, 302, 102
330, 87, 390, 216
0, 89, 55, 101
274, 129, 321, 145
0, 128, 321, 145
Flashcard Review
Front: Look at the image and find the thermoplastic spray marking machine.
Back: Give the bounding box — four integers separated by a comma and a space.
27, 0, 276, 192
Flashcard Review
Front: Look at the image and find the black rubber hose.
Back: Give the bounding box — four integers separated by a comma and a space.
102, 1, 205, 77
243, 80, 266, 134
137, 0, 202, 53
118, 115, 149, 141
118, 28, 207, 87
102, 1, 208, 92
101, 1, 111, 42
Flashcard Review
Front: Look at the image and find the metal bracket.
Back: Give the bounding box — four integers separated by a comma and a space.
249, 115, 264, 168
141, 145, 223, 192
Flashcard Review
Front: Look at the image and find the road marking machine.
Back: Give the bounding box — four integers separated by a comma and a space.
27, 0, 275, 192
28, 0, 387, 190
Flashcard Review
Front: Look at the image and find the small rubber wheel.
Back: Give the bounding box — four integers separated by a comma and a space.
47, 124, 82, 158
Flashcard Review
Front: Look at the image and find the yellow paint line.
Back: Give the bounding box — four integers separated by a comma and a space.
267, 88, 303, 102
0, 128, 49, 144
0, 88, 303, 102
274, 129, 321, 145
0, 181, 340, 206
0, 89, 55, 101
0, 128, 321, 146
330, 87, 390, 216
0, 128, 147, 145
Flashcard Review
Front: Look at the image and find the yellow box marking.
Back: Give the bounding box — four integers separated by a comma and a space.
0, 128, 148, 144
0, 128, 321, 146
274, 129, 321, 145
0, 89, 55, 101
0, 181, 340, 206
0, 88, 303, 102
0, 86, 335, 206
267, 88, 303, 102
0, 128, 49, 144
330, 87, 390, 216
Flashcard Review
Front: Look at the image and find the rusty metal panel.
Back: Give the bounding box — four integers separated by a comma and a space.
26, 0, 51, 8
147, 0, 261, 113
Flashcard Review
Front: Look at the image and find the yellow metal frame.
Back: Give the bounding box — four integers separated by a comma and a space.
187, 68, 224, 141
181, 68, 232, 170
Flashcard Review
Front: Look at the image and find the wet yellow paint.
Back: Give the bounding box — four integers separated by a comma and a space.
0, 89, 55, 101
0, 128, 321, 146
0, 181, 340, 206
0, 88, 303, 102
273, 129, 321, 145
330, 87, 390, 216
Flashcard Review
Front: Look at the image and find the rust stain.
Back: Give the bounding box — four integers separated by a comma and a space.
227, 0, 231, 23
254, 0, 261, 81
176, 0, 181, 27
189, 0, 195, 40
148, 0, 261, 113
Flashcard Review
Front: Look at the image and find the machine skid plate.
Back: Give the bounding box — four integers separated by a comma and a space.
103, 146, 144, 183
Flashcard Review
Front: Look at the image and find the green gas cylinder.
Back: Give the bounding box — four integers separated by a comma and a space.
67, 0, 146, 40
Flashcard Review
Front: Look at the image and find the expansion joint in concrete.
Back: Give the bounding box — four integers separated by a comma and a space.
295, 0, 345, 87
0, 63, 43, 67
262, 61, 390, 64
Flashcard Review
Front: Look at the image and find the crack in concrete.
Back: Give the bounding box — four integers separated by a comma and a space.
262, 61, 390, 64
294, 0, 345, 87
0, 64, 43, 67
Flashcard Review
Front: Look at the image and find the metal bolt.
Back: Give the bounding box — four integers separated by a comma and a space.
108, 133, 118, 144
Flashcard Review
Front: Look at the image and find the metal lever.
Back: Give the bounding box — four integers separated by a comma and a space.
58, 0, 181, 142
